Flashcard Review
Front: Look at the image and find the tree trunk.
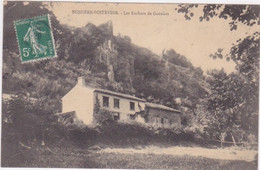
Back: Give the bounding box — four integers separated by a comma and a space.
220, 132, 226, 148
230, 132, 237, 147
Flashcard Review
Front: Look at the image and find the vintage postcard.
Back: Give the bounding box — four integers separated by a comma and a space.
1, 1, 259, 169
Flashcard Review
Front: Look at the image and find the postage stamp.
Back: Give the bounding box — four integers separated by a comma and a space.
14, 14, 56, 63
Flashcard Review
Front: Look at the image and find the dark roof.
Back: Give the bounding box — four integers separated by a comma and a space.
59, 111, 76, 117
145, 102, 181, 113
81, 86, 180, 112
92, 88, 145, 102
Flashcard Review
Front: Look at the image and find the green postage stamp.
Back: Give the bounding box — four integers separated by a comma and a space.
14, 15, 56, 63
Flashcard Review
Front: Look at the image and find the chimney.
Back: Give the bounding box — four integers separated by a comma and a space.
77, 76, 85, 86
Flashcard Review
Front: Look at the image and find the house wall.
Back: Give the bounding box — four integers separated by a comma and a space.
62, 85, 95, 125
94, 92, 145, 121
146, 107, 181, 127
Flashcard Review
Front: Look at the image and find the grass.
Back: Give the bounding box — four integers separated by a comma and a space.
2, 145, 257, 169
92, 152, 257, 170
1, 122, 257, 169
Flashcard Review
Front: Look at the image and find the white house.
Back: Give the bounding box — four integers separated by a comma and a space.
62, 77, 146, 124
62, 77, 181, 126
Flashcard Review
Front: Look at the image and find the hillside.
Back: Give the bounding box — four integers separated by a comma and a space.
2, 2, 207, 116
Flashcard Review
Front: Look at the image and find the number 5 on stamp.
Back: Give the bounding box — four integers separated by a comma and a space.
14, 14, 56, 63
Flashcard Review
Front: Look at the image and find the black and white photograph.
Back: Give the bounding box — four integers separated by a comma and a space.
1, 1, 259, 169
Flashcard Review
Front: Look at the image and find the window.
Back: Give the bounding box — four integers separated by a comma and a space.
130, 102, 135, 111
128, 114, 135, 120
103, 96, 109, 107
112, 112, 120, 120
114, 98, 120, 109
164, 118, 169, 124
155, 117, 160, 124
161, 118, 164, 124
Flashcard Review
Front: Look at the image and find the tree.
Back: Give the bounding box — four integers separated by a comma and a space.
177, 4, 259, 78
177, 4, 259, 30
3, 95, 49, 147
206, 69, 258, 145
206, 70, 236, 144
177, 4, 259, 144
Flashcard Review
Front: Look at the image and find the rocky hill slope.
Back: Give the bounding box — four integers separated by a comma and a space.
3, 2, 207, 116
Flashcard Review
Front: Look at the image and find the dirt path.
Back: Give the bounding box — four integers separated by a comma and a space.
98, 146, 257, 162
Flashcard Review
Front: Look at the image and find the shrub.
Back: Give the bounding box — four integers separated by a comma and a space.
93, 109, 115, 125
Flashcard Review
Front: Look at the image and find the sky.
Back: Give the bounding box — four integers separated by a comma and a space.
46, 2, 258, 73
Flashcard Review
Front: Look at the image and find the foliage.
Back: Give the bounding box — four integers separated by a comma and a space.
177, 3, 259, 144
93, 109, 115, 125
177, 4, 259, 30
205, 69, 258, 142
211, 32, 259, 85
177, 4, 259, 90
188, 101, 212, 137
230, 32, 259, 82
2, 94, 58, 144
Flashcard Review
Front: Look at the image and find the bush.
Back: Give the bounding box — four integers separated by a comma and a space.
93, 109, 115, 125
